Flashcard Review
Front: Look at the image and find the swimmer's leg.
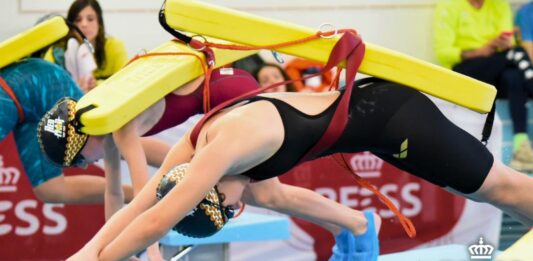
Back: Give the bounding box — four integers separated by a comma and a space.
242, 177, 381, 236
449, 160, 533, 227
15, 122, 133, 204
371, 88, 533, 226
34, 174, 133, 204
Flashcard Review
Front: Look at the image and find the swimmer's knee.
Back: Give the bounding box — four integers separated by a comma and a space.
33, 187, 63, 203
32, 177, 66, 203
252, 188, 288, 209
469, 166, 520, 207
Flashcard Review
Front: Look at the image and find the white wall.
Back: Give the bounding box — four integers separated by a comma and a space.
1, 0, 530, 64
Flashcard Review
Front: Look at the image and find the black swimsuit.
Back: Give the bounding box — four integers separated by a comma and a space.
239, 79, 493, 194
239, 92, 341, 181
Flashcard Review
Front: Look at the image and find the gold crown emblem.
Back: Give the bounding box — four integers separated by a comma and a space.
468, 237, 494, 259
0, 156, 21, 193
350, 152, 384, 178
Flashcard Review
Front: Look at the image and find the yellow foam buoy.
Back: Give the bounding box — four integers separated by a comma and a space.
76, 39, 256, 135
0, 16, 69, 69
164, 0, 496, 113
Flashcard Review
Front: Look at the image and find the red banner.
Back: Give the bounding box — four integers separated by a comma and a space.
279, 152, 466, 260
1, 129, 469, 260
0, 133, 105, 261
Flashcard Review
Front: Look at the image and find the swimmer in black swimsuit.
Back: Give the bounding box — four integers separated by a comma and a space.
67, 79, 533, 261
42, 66, 376, 260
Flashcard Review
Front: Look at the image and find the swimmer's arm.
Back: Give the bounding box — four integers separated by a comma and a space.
98, 131, 245, 261
243, 178, 348, 235
141, 137, 171, 167
139, 136, 171, 259
113, 121, 150, 196
103, 136, 123, 220
71, 135, 195, 259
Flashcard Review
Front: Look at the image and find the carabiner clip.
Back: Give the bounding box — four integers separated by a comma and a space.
318, 23, 338, 39
188, 35, 207, 51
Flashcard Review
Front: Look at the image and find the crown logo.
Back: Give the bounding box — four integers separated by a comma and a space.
349, 152, 384, 178
0, 156, 21, 193
468, 237, 494, 259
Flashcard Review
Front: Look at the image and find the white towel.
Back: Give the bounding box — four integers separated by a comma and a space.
64, 37, 97, 83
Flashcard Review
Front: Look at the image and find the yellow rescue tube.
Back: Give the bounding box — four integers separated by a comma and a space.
164, 0, 496, 113
0, 16, 69, 69
496, 229, 533, 260
76, 40, 256, 135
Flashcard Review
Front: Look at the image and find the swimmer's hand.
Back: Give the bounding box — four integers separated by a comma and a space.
147, 242, 166, 261
67, 251, 142, 261
66, 248, 98, 261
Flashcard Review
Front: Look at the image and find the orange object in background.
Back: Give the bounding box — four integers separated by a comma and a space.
284, 58, 334, 92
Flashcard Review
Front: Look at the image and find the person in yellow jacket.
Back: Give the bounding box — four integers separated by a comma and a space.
44, 0, 127, 92
434, 0, 533, 171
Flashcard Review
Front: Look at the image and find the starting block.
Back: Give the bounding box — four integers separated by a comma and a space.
159, 212, 290, 260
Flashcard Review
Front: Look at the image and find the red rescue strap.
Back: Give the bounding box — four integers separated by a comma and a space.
331, 154, 417, 238
298, 32, 363, 163
125, 42, 215, 113
189, 30, 359, 147
0, 77, 24, 123
129, 31, 416, 237
187, 32, 416, 237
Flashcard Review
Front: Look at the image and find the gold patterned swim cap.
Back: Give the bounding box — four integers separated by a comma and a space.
156, 163, 229, 238
37, 97, 88, 167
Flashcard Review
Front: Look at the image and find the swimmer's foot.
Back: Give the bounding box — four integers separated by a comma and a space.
329, 211, 380, 261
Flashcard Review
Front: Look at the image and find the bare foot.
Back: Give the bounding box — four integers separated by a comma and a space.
351, 212, 381, 236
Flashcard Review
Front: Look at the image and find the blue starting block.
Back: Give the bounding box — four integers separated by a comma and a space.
159, 212, 290, 260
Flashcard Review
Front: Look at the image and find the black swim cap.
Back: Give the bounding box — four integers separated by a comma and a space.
37, 97, 88, 167
156, 163, 231, 238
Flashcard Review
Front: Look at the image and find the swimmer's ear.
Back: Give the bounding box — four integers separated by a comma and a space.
218, 192, 226, 204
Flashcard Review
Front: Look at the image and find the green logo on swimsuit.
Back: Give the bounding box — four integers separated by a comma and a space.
393, 139, 408, 159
